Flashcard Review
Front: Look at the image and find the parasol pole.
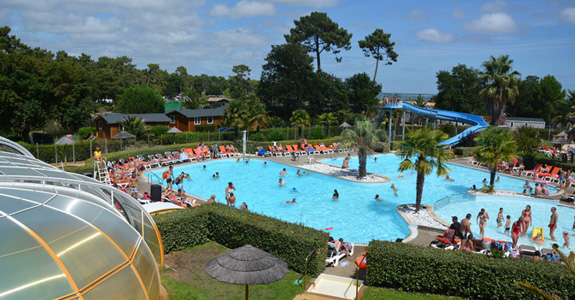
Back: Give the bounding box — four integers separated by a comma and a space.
245, 285, 249, 300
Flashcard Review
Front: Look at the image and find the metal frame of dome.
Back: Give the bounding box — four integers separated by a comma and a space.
0, 136, 34, 157
0, 150, 164, 267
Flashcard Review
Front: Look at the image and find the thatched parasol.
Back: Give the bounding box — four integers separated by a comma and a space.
166, 127, 182, 144
340, 121, 351, 128
112, 130, 136, 149
55, 136, 75, 167
206, 244, 288, 300
555, 131, 568, 138
551, 137, 571, 150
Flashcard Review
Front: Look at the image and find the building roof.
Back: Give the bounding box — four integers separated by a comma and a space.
92, 113, 171, 124
506, 117, 545, 122
165, 106, 227, 118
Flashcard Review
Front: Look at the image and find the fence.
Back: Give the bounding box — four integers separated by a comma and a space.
433, 193, 476, 211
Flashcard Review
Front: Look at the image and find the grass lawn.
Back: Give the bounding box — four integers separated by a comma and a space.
161, 242, 460, 300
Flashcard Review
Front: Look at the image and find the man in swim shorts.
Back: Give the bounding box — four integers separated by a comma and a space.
163, 166, 174, 191
129, 173, 138, 199
228, 192, 236, 207
549, 207, 558, 241
460, 213, 474, 251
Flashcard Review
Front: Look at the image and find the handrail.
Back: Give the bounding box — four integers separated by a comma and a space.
147, 172, 163, 184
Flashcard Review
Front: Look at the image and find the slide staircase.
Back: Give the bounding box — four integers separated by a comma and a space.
383, 101, 489, 147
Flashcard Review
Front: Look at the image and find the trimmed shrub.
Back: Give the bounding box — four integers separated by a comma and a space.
308, 128, 325, 140
453, 146, 478, 157
78, 127, 96, 140
367, 241, 575, 299
248, 133, 265, 141
268, 129, 287, 141
153, 204, 328, 276
150, 125, 170, 137
195, 124, 216, 132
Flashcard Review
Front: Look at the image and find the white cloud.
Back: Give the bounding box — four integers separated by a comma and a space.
451, 8, 466, 19
416, 28, 455, 43
265, 0, 339, 8
561, 7, 575, 23
464, 13, 519, 34
210, 1, 276, 18
481, 0, 509, 12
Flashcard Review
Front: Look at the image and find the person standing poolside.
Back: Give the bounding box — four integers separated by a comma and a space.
497, 208, 504, 228
476, 208, 489, 238
391, 183, 398, 196
229, 193, 236, 207
460, 214, 474, 251
511, 216, 524, 248
280, 168, 287, 175
163, 166, 174, 191
342, 154, 350, 169
521, 205, 532, 236
549, 207, 558, 241
129, 173, 138, 199
225, 182, 235, 206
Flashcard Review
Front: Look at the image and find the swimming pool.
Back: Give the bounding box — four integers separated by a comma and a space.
149, 154, 565, 243
434, 195, 574, 249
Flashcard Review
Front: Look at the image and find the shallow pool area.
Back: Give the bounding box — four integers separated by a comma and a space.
148, 154, 570, 243
434, 195, 574, 249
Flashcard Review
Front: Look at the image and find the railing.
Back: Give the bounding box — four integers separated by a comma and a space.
147, 172, 164, 184
434, 192, 476, 211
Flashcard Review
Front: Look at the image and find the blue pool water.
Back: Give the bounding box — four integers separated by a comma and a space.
149, 154, 569, 243
434, 195, 574, 249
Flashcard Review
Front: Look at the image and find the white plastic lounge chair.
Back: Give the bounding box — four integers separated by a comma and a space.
325, 242, 346, 267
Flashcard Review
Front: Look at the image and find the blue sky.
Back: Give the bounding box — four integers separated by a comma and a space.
2, 0, 574, 94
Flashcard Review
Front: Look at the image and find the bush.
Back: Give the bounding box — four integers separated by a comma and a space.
453, 146, 478, 157
268, 129, 287, 141
367, 241, 575, 299
390, 141, 402, 150
439, 123, 455, 137
308, 128, 325, 139
78, 127, 95, 140
195, 125, 216, 132
153, 204, 328, 276
150, 125, 170, 137
248, 133, 265, 141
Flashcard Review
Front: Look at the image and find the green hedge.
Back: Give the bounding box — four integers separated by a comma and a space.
535, 158, 575, 171
453, 146, 478, 157
367, 241, 575, 299
195, 124, 217, 132
153, 204, 328, 276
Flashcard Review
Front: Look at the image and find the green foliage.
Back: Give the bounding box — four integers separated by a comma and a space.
150, 125, 170, 136
77, 127, 95, 140
290, 110, 311, 138
248, 133, 265, 141
121, 116, 147, 138
341, 120, 387, 177
194, 125, 216, 132
435, 64, 484, 115
514, 126, 541, 155
268, 129, 287, 141
479, 55, 521, 125
390, 141, 402, 151
474, 126, 517, 185
366, 241, 575, 299
284, 11, 352, 71
153, 204, 328, 276
308, 128, 325, 139
438, 123, 455, 137
358, 28, 398, 81
452, 146, 478, 157
346, 72, 382, 113
116, 85, 165, 114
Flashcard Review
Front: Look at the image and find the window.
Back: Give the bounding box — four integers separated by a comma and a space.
207, 116, 214, 124
98, 121, 102, 130
194, 117, 201, 125
170, 115, 175, 124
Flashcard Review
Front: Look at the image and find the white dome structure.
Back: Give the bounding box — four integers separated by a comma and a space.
0, 139, 162, 300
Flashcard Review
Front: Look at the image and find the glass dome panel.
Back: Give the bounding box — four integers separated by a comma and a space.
132, 242, 160, 298
0, 196, 40, 215
82, 266, 147, 300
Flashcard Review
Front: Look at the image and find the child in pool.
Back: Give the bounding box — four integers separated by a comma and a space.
533, 232, 543, 243
563, 231, 571, 249
504, 215, 511, 235
497, 208, 504, 228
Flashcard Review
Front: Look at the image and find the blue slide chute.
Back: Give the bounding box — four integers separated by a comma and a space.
384, 102, 489, 147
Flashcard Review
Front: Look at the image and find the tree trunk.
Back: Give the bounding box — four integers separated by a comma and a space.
315, 36, 321, 72
415, 171, 425, 212
373, 48, 380, 81
358, 147, 367, 178
489, 166, 497, 187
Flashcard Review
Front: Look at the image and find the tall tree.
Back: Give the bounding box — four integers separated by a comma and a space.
479, 55, 521, 125
290, 110, 311, 138
249, 101, 267, 133
505, 76, 542, 118
284, 11, 352, 72
346, 73, 382, 113
539, 75, 566, 122
435, 64, 483, 115
223, 99, 251, 138
358, 29, 398, 81
258, 43, 316, 111
318, 112, 338, 137
115, 85, 164, 114
121, 116, 147, 138
341, 120, 387, 178
473, 126, 517, 187
397, 129, 454, 212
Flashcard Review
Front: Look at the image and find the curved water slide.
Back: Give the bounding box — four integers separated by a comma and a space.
386, 101, 489, 147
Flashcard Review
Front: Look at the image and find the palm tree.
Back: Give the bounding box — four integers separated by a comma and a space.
397, 129, 454, 212
473, 126, 517, 187
340, 120, 387, 178
318, 112, 338, 137
249, 101, 267, 133
121, 116, 147, 139
479, 55, 521, 126
290, 110, 311, 138
223, 99, 250, 138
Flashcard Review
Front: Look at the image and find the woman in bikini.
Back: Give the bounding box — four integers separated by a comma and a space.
476, 209, 489, 237
521, 205, 532, 236
511, 216, 524, 248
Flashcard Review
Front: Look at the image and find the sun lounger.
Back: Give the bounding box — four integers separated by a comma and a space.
218, 146, 231, 158
285, 145, 300, 156
305, 144, 320, 155
292, 145, 307, 155
518, 244, 537, 259
521, 164, 542, 177
256, 146, 272, 157
325, 242, 347, 267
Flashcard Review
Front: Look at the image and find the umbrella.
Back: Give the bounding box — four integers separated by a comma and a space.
55, 136, 75, 167
340, 122, 351, 128
206, 244, 288, 300
112, 131, 136, 149
555, 131, 568, 138
166, 127, 182, 144
551, 137, 571, 144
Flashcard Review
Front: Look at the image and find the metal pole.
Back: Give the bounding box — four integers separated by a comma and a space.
105, 138, 108, 153
402, 110, 406, 142
388, 109, 392, 150
55, 143, 57, 164
73, 144, 75, 163
242, 130, 247, 160
36, 143, 39, 158
90, 139, 92, 158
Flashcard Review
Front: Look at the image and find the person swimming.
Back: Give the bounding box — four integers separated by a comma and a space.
374, 194, 382, 201
286, 198, 296, 204
391, 183, 398, 196
332, 189, 339, 200
278, 178, 286, 186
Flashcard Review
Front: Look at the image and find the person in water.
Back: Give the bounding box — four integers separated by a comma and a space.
374, 194, 382, 201
390, 183, 398, 196
286, 198, 296, 204
332, 189, 339, 200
